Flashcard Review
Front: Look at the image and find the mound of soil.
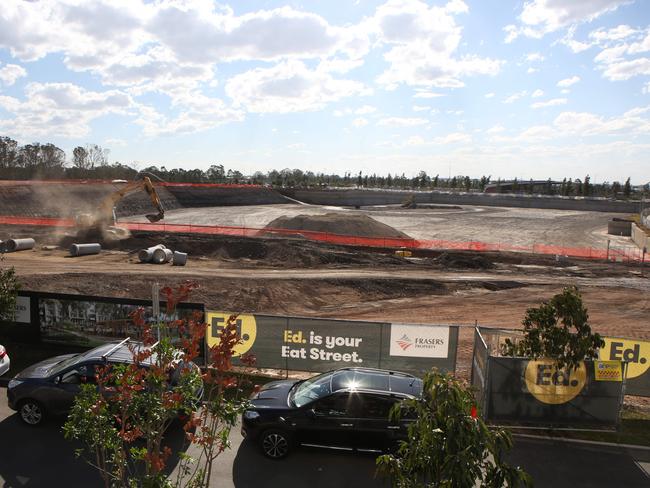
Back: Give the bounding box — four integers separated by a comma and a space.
433, 251, 495, 269
265, 212, 410, 238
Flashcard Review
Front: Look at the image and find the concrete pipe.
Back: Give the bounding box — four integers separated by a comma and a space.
152, 248, 173, 264
70, 243, 101, 257
138, 244, 166, 263
4, 238, 36, 252
172, 251, 188, 266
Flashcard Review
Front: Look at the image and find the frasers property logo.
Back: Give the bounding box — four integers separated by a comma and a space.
206, 311, 257, 357
524, 360, 587, 405
396, 335, 413, 351
389, 325, 450, 358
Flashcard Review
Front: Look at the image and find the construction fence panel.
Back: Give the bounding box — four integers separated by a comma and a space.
205, 311, 459, 377
600, 336, 650, 397
485, 357, 625, 428
470, 327, 489, 414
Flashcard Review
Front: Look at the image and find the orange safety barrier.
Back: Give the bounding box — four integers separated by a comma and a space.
0, 215, 644, 262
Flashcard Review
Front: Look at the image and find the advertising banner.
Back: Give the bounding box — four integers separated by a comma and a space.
13, 296, 31, 324
485, 357, 624, 427
206, 312, 459, 376
599, 337, 650, 397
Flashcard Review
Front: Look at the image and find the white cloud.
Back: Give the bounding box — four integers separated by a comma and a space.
484, 92, 495, 98
353, 117, 368, 128
374, 0, 501, 89
0, 63, 27, 86
0, 82, 134, 138
355, 105, 376, 115
377, 117, 428, 127
503, 91, 527, 104
412, 105, 430, 112
413, 91, 446, 99
557, 76, 580, 87
486, 124, 505, 134
225, 60, 370, 113
531, 89, 544, 98
104, 137, 127, 147
526, 52, 545, 62
590, 24, 638, 42
601, 57, 650, 81
433, 132, 471, 144
506, 0, 628, 42
531, 98, 568, 109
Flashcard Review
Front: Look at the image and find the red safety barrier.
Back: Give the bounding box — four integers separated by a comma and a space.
0, 215, 643, 262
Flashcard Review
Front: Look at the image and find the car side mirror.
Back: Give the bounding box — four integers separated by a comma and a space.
54, 376, 61, 384
306, 408, 317, 419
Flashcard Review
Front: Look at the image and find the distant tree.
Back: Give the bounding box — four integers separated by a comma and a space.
479, 175, 491, 191
464, 176, 471, 191
512, 178, 519, 193
565, 178, 574, 196
85, 144, 109, 168
72, 146, 90, 169
575, 178, 583, 196
582, 175, 591, 196
357, 171, 363, 187
624, 177, 632, 198
433, 174, 439, 188
528, 179, 534, 194
545, 178, 554, 195
0, 137, 20, 169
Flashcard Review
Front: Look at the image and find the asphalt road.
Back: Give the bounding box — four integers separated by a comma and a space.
0, 389, 648, 488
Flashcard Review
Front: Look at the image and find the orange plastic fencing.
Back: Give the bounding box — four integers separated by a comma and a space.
0, 215, 644, 263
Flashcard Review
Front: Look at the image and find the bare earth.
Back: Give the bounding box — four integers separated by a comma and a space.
1, 201, 648, 407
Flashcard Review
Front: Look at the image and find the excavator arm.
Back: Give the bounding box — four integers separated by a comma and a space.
79, 176, 165, 230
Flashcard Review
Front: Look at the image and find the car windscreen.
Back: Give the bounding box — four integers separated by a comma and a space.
331, 370, 389, 392
48, 354, 82, 375
290, 372, 333, 407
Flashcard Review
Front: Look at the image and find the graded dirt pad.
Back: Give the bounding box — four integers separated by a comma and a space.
264, 212, 411, 238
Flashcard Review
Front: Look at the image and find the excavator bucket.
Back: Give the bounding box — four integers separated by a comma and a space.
145, 211, 164, 223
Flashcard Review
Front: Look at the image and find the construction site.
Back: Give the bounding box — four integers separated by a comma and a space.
0, 179, 648, 404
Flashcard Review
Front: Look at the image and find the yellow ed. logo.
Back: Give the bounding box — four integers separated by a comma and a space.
524, 360, 587, 405
206, 312, 257, 357
602, 338, 650, 379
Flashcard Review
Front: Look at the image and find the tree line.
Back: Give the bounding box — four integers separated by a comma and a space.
0, 136, 646, 198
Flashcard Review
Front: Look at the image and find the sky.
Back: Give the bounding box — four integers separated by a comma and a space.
0, 0, 649, 183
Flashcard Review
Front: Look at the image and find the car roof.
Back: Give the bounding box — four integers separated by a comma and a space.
330, 367, 422, 397
80, 340, 157, 365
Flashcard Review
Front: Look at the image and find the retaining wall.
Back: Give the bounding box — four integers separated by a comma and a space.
283, 189, 641, 213
632, 223, 649, 251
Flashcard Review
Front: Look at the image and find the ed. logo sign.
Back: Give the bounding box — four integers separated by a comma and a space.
524, 360, 587, 405
206, 312, 257, 357
601, 338, 649, 380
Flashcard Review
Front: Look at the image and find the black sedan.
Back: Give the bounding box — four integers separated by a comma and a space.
241, 367, 422, 459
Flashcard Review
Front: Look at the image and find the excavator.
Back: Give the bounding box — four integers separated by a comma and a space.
75, 176, 165, 240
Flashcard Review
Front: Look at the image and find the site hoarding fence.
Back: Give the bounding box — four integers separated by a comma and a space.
205, 311, 459, 377
0, 215, 644, 263
0, 290, 205, 351
599, 336, 650, 397
473, 327, 626, 428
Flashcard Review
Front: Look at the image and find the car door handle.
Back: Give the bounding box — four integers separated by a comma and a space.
387, 426, 401, 430
340, 423, 354, 427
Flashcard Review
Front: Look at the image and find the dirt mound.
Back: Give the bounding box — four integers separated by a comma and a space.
433, 251, 495, 269
265, 212, 410, 238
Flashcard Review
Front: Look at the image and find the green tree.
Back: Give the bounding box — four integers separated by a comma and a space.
582, 175, 590, 196
502, 286, 604, 370
624, 177, 632, 198
377, 370, 531, 488
0, 267, 20, 320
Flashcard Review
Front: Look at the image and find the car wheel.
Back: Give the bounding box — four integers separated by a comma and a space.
19, 399, 45, 426
260, 429, 291, 459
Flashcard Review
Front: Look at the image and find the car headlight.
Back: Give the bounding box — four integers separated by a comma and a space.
244, 410, 260, 420
8, 379, 23, 389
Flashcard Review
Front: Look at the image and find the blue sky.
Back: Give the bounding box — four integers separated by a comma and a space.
0, 0, 649, 183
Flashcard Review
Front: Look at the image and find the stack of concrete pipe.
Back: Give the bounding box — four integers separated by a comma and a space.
1, 238, 36, 253
70, 243, 102, 257
138, 244, 188, 266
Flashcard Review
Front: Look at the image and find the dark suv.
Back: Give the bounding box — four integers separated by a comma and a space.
7, 339, 203, 426
241, 367, 422, 459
